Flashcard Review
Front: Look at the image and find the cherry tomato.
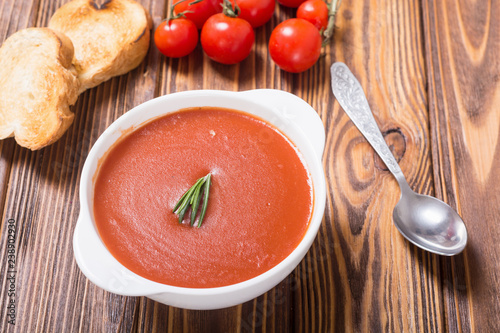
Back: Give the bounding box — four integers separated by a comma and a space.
230, 0, 275, 28
297, 0, 329, 30
269, 18, 321, 73
201, 13, 255, 64
173, 0, 222, 29
276, 0, 306, 8
154, 18, 199, 58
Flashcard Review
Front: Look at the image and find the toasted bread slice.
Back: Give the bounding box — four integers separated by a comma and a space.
0, 28, 80, 150
49, 0, 152, 93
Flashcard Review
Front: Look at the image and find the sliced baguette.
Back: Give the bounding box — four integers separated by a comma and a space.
0, 28, 80, 150
49, 0, 152, 93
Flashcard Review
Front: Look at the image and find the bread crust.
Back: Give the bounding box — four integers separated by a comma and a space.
49, 0, 152, 93
0, 28, 80, 150
0, 0, 151, 150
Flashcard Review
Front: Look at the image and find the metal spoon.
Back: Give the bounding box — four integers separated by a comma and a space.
330, 62, 467, 255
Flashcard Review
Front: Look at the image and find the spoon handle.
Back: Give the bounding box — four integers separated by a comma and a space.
330, 62, 406, 185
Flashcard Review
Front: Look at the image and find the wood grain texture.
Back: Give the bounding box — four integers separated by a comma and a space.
317, 0, 444, 331
0, 0, 499, 332
422, 0, 500, 331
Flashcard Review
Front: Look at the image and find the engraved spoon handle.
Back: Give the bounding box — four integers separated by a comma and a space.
330, 62, 407, 187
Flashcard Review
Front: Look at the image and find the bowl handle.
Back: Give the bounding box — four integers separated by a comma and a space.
239, 89, 325, 158
73, 213, 156, 296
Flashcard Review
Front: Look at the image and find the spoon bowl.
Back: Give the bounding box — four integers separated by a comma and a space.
393, 185, 467, 255
331, 62, 468, 256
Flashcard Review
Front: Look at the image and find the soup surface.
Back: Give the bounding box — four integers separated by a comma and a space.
94, 107, 313, 288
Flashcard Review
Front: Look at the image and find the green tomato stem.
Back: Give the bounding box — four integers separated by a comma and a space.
323, 0, 342, 46
221, 0, 240, 18
167, 0, 200, 23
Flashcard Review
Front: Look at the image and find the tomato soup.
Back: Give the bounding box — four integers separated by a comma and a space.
93, 107, 313, 288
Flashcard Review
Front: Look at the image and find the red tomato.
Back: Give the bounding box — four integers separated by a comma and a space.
173, 0, 222, 29
154, 18, 199, 58
201, 13, 255, 64
230, 0, 275, 28
297, 0, 329, 30
269, 18, 321, 73
276, 0, 306, 8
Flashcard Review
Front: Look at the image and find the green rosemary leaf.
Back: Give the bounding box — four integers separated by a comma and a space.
190, 180, 204, 226
175, 182, 198, 223
174, 177, 203, 213
174, 185, 193, 213
198, 174, 211, 228
173, 173, 212, 227
178, 202, 189, 223
172, 191, 188, 212
190, 179, 204, 205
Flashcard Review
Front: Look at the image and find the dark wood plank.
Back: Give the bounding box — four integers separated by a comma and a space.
313, 0, 446, 331
0, 140, 15, 229
422, 0, 500, 331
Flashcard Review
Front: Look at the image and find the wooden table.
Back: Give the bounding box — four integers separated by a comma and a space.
1, 0, 499, 331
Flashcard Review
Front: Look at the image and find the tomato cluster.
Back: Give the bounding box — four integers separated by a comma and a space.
154, 0, 337, 73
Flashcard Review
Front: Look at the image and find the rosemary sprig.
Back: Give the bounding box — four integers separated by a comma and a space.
173, 173, 212, 227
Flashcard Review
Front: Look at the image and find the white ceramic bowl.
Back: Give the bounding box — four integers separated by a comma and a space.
74, 89, 326, 309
